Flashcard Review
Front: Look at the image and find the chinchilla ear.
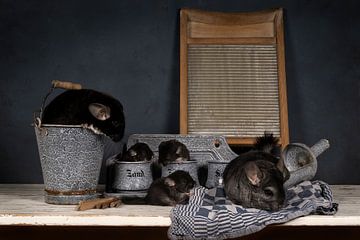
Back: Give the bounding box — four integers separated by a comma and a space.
88, 103, 111, 121
244, 162, 262, 186
164, 178, 176, 187
129, 149, 137, 157
175, 146, 182, 155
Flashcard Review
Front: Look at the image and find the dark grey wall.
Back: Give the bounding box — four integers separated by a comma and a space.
0, 0, 359, 184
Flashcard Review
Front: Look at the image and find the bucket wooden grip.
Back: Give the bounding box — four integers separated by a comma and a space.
52, 80, 82, 90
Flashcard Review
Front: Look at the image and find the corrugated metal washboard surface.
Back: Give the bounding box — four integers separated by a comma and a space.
187, 44, 280, 138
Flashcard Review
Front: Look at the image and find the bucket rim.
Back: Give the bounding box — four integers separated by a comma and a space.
165, 160, 198, 166
208, 161, 229, 164
34, 123, 83, 128
115, 160, 152, 165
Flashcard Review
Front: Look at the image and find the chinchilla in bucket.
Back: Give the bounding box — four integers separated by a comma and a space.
161, 161, 199, 185
205, 161, 228, 188
34, 80, 108, 204
112, 161, 153, 193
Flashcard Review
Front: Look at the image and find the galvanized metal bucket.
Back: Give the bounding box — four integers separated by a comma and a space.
34, 81, 105, 204
35, 123, 105, 204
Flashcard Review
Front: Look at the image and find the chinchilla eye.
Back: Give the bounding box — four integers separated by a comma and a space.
264, 188, 274, 197
112, 120, 120, 127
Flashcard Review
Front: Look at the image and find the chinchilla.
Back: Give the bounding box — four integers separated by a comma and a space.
158, 139, 190, 166
223, 133, 289, 211
145, 170, 195, 206
117, 142, 154, 162
42, 89, 125, 142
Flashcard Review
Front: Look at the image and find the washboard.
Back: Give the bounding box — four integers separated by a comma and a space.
179, 8, 289, 147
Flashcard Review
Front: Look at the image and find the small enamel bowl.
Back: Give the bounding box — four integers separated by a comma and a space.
112, 161, 153, 192
205, 161, 229, 188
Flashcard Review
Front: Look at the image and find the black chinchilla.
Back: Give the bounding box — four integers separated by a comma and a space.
158, 139, 190, 166
42, 89, 125, 142
117, 142, 154, 162
223, 133, 289, 211
145, 170, 195, 206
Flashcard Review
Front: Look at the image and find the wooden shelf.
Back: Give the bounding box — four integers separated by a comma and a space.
0, 184, 359, 227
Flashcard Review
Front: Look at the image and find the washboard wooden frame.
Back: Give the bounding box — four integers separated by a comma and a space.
179, 8, 289, 147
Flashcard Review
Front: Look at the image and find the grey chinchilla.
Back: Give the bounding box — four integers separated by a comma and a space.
223, 133, 289, 211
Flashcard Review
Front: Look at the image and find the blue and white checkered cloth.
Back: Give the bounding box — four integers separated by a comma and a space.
168, 180, 338, 240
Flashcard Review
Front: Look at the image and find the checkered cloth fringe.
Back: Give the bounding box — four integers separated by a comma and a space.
168, 180, 338, 240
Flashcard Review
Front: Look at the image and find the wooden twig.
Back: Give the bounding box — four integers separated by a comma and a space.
76, 197, 122, 211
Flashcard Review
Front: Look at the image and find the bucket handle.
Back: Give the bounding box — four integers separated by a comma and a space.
51, 80, 82, 90
36, 80, 83, 128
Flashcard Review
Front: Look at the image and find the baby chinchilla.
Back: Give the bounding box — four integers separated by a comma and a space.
158, 139, 190, 166
145, 170, 195, 206
118, 142, 154, 162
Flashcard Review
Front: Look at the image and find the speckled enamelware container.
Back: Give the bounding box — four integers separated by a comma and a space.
161, 161, 199, 185
112, 161, 153, 193
34, 124, 105, 204
205, 161, 228, 188
283, 139, 330, 189
107, 134, 238, 195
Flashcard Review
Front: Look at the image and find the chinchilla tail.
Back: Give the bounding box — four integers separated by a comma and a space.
254, 132, 280, 156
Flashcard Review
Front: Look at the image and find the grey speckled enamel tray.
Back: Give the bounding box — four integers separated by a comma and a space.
127, 134, 238, 165
105, 134, 238, 198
